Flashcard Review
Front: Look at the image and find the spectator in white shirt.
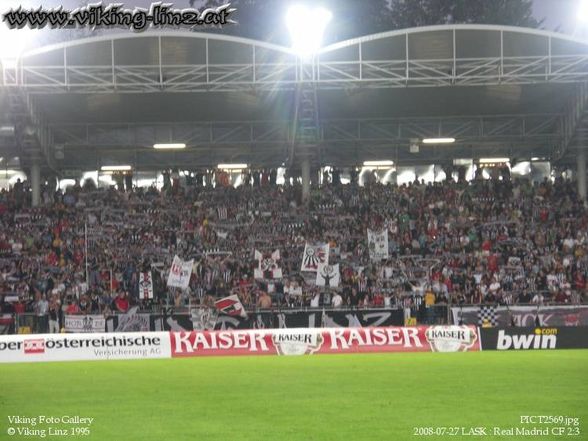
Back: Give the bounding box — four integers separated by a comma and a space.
331, 292, 343, 308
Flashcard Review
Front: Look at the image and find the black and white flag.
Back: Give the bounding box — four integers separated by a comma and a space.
367, 229, 389, 260
301, 242, 329, 272
316, 263, 340, 288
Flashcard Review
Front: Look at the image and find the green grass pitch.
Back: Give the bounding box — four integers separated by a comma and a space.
1, 351, 587, 441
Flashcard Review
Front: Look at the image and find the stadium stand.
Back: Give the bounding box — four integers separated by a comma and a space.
0, 171, 585, 333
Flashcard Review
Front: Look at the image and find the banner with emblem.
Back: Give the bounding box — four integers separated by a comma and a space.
64, 315, 106, 333
367, 229, 389, 260
301, 243, 329, 272
215, 295, 248, 319
254, 249, 282, 280
139, 272, 154, 300
167, 255, 194, 289
316, 263, 341, 287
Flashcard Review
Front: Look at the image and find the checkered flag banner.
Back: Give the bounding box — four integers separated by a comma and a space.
478, 305, 497, 327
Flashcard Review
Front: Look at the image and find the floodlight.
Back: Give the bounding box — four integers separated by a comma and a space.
217, 163, 248, 170
422, 138, 456, 144
363, 160, 394, 167
0, 2, 35, 63
479, 158, 509, 164
286, 5, 332, 58
579, 0, 588, 23
101, 165, 132, 171
153, 143, 186, 149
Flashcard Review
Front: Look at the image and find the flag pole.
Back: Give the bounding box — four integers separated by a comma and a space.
84, 222, 89, 288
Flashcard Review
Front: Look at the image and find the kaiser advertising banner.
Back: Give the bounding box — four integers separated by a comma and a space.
0, 332, 172, 363
64, 315, 106, 333
170, 326, 481, 357
451, 305, 588, 327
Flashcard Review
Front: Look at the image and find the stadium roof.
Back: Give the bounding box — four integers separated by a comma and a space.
2, 24, 588, 173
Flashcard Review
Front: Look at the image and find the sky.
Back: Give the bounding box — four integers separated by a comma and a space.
533, 0, 581, 33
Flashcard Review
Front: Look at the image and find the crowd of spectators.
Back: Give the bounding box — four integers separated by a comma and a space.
0, 169, 586, 332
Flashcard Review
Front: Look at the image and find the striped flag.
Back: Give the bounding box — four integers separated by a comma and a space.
217, 207, 228, 220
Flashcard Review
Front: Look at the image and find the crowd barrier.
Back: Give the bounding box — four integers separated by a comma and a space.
1, 326, 587, 363
9, 304, 588, 335
9, 307, 408, 334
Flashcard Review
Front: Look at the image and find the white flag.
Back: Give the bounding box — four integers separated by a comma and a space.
316, 263, 340, 287
367, 229, 389, 260
254, 249, 282, 279
139, 272, 154, 299
167, 255, 194, 289
301, 242, 329, 272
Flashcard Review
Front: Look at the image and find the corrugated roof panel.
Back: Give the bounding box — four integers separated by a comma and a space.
208, 40, 252, 64
455, 30, 500, 58
408, 30, 453, 60
161, 36, 206, 65
114, 37, 159, 65
503, 31, 548, 57
362, 35, 406, 61
66, 41, 112, 66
